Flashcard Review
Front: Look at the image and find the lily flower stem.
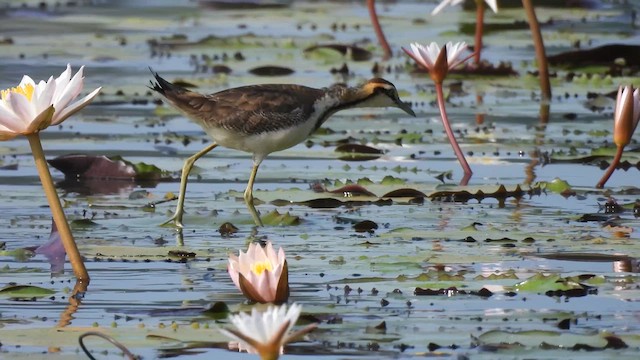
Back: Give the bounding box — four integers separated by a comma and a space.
596, 145, 624, 189
435, 83, 473, 182
473, 0, 485, 65
522, 0, 551, 101
367, 0, 392, 60
26, 133, 89, 283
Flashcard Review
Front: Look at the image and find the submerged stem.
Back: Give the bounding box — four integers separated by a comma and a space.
596, 145, 624, 189
367, 0, 392, 60
26, 133, 89, 282
434, 83, 473, 184
522, 0, 551, 101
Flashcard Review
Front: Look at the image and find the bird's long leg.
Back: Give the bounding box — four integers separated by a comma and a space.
163, 142, 218, 228
244, 160, 264, 227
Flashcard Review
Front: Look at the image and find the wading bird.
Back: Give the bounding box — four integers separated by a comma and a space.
150, 72, 415, 227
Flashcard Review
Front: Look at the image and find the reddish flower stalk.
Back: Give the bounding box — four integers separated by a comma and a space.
435, 83, 473, 181
596, 146, 624, 189
522, 0, 551, 101
367, 0, 392, 60
473, 1, 485, 65
404, 42, 474, 183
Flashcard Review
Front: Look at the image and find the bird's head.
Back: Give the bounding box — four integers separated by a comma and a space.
353, 78, 416, 117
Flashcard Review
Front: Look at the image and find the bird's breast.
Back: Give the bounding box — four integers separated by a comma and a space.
204, 118, 317, 157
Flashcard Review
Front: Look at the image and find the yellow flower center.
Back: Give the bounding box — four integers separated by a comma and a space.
250, 261, 273, 275
1, 83, 34, 102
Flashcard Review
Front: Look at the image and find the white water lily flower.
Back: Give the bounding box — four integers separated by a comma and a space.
228, 241, 289, 304
0, 64, 101, 140
405, 41, 470, 83
613, 85, 640, 147
220, 303, 317, 360
432, 0, 498, 15
408, 41, 468, 71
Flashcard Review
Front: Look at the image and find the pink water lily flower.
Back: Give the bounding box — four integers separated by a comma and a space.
596, 85, 640, 188
0, 64, 101, 140
228, 241, 289, 304
432, 0, 498, 15
404, 42, 470, 83
220, 303, 317, 360
613, 85, 640, 147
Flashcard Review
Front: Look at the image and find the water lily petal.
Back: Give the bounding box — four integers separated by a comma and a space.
25, 105, 54, 134
52, 66, 85, 113
425, 42, 442, 65
0, 104, 24, 132
485, 0, 498, 13
239, 273, 269, 303
247, 269, 275, 302
0, 129, 19, 140
409, 43, 429, 69
446, 41, 469, 69
18, 74, 36, 88
8, 91, 36, 124
52, 86, 101, 125
53, 64, 73, 101
431, 0, 457, 15
33, 78, 57, 115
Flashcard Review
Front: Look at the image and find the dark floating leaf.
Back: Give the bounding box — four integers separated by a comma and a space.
365, 321, 386, 334
249, 66, 294, 76
197, 0, 292, 9
576, 214, 617, 222
414, 286, 493, 298
330, 63, 349, 75
604, 336, 628, 349
548, 44, 640, 67
71, 219, 99, 228
49, 154, 134, 179
557, 318, 572, 330
335, 144, 383, 161
299, 198, 345, 209
218, 222, 239, 237
429, 184, 539, 206
0, 163, 18, 170
602, 199, 623, 214
412, 61, 518, 77
464, 0, 599, 9
168, 250, 196, 259
202, 301, 230, 319
211, 64, 232, 74
545, 285, 597, 298
304, 44, 372, 61
329, 184, 377, 197
49, 154, 166, 182
459, 20, 529, 35
536, 252, 633, 263
353, 220, 378, 233
381, 188, 426, 198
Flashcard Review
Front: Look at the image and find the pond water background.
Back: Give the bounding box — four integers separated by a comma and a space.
1, 0, 639, 359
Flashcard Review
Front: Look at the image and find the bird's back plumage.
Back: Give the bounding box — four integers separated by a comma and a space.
150, 72, 327, 135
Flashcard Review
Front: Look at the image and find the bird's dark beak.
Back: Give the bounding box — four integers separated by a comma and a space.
395, 99, 416, 117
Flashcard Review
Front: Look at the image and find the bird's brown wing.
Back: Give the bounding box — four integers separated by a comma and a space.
174, 84, 325, 135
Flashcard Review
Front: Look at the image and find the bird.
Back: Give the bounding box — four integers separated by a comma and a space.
149, 71, 415, 227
